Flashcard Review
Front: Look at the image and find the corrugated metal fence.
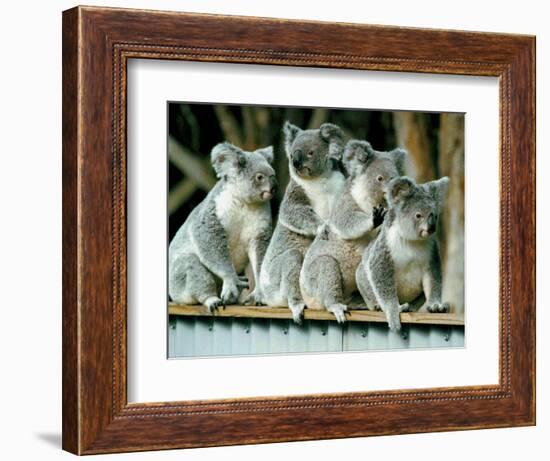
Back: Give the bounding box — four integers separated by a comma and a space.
168, 315, 464, 358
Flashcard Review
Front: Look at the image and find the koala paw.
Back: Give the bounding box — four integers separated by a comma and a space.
289, 301, 306, 325
204, 296, 223, 314
425, 302, 450, 313
244, 289, 264, 306
372, 205, 387, 229
328, 303, 348, 324
384, 306, 402, 332
221, 277, 248, 306
399, 303, 411, 313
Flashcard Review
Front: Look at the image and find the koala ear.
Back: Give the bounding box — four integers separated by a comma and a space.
389, 148, 408, 175
283, 121, 302, 156
211, 142, 247, 178
343, 140, 375, 174
319, 123, 345, 161
344, 140, 375, 163
387, 176, 415, 206
426, 176, 450, 208
255, 145, 274, 164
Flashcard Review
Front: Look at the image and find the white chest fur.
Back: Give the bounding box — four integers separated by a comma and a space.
387, 225, 429, 302
292, 170, 345, 220
215, 187, 270, 273
350, 178, 374, 213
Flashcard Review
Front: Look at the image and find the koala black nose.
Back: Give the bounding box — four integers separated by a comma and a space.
292, 158, 303, 170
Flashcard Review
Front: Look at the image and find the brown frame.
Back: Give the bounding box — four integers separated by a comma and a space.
62, 5, 536, 455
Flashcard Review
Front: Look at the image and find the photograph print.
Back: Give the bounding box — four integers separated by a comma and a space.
167, 103, 465, 358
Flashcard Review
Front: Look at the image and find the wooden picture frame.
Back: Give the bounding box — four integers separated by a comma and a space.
62, 5, 535, 454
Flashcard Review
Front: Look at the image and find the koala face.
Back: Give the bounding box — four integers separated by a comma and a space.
387, 176, 450, 240
283, 121, 344, 179
344, 140, 407, 206
211, 143, 277, 204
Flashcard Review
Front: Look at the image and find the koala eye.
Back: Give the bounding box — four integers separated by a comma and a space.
255, 173, 265, 182
377, 175, 384, 182
306, 150, 314, 158
415, 212, 422, 219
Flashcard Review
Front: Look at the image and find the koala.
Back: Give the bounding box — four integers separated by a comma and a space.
259, 121, 346, 323
168, 142, 277, 312
356, 176, 450, 331
300, 140, 407, 323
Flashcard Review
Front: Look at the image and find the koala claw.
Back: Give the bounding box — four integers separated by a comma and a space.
244, 289, 264, 306
289, 302, 306, 325
372, 205, 387, 229
236, 278, 250, 290
205, 297, 223, 314
221, 279, 241, 306
426, 302, 450, 313
328, 303, 348, 324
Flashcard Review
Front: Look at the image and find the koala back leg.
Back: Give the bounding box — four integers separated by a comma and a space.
278, 249, 307, 324
356, 262, 380, 311
304, 255, 348, 323
169, 254, 222, 313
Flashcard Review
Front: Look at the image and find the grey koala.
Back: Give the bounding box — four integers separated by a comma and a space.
300, 140, 407, 323
356, 175, 450, 331
259, 121, 346, 323
168, 142, 277, 312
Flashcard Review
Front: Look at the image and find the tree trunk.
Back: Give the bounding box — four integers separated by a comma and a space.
439, 113, 465, 313
392, 112, 435, 182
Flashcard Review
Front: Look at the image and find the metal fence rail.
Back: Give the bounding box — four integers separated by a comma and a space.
168, 305, 465, 358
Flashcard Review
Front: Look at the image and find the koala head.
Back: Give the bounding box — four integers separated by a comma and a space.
211, 142, 277, 204
386, 176, 450, 240
344, 140, 407, 206
283, 121, 344, 179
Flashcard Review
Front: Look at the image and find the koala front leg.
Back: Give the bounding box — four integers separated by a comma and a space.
192, 204, 248, 305
366, 244, 409, 331
419, 243, 450, 313
278, 184, 324, 237
279, 249, 307, 324
331, 206, 384, 241
244, 232, 270, 306
356, 262, 381, 311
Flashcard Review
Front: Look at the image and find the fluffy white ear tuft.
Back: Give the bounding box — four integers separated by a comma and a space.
255, 145, 274, 164
389, 148, 408, 175
211, 142, 246, 178
283, 121, 302, 157
387, 176, 416, 206
320, 123, 344, 161
427, 176, 450, 207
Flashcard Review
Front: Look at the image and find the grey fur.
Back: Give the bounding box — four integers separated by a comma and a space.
169, 142, 276, 312
259, 121, 346, 323
356, 176, 450, 331
300, 140, 406, 323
